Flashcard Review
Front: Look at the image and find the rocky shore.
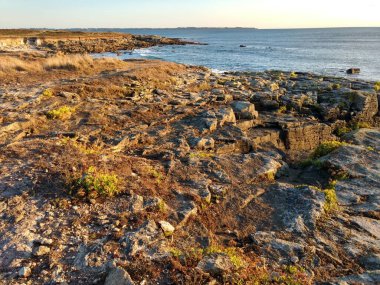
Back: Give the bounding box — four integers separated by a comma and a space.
0, 29, 198, 54
0, 38, 380, 284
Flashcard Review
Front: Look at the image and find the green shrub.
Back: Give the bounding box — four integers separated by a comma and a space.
189, 152, 214, 159
42, 88, 54, 97
277, 105, 287, 114
352, 122, 371, 130
69, 166, 119, 198
335, 126, 351, 137
312, 141, 346, 159
324, 181, 339, 213
46, 106, 74, 120
205, 246, 246, 269
374, 82, 380, 92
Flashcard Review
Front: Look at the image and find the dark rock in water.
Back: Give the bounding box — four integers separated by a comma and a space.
347, 68, 361, 74
240, 45, 247, 48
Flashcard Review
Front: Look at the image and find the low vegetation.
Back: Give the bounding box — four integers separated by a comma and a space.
374, 81, 380, 92
68, 166, 119, 198
59, 137, 103, 155
187, 81, 212, 92
335, 122, 372, 136
0, 54, 96, 75
46, 105, 75, 120
42, 88, 54, 98
189, 151, 215, 159
43, 54, 94, 71
312, 140, 346, 159
323, 181, 339, 213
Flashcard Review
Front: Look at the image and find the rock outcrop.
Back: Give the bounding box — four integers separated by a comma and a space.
0, 49, 379, 284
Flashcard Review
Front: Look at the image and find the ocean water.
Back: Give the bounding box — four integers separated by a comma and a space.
94, 28, 380, 81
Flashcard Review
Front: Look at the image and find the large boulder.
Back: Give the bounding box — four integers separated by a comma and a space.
230, 101, 259, 120
317, 89, 378, 122
282, 122, 334, 152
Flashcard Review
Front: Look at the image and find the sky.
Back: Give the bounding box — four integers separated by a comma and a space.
0, 0, 380, 29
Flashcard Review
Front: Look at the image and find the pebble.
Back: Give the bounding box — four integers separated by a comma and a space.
18, 266, 31, 278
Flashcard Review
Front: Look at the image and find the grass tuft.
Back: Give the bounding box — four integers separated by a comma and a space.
68, 166, 119, 198
312, 141, 346, 159
42, 88, 54, 97
46, 106, 74, 120
374, 82, 380, 92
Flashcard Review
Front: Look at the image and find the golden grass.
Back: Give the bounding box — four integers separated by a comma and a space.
43, 54, 94, 70
0, 56, 42, 73
0, 54, 97, 74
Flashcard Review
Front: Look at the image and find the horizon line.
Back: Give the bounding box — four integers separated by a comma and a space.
1, 26, 380, 30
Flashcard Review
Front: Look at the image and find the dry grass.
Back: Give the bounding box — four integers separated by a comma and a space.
0, 54, 98, 75
0, 56, 42, 73
43, 54, 94, 71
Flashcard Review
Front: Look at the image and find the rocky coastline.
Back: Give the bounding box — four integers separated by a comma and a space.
0, 29, 199, 54
0, 32, 380, 285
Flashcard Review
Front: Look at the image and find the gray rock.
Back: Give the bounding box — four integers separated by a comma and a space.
261, 184, 325, 234
158, 221, 175, 237
360, 254, 380, 270
123, 220, 161, 257
335, 178, 380, 213
197, 253, 234, 276
320, 145, 380, 184
129, 193, 144, 214
230, 101, 259, 120
337, 270, 380, 284
189, 137, 215, 150
105, 267, 135, 285
343, 128, 380, 151
251, 232, 306, 261
18, 266, 31, 278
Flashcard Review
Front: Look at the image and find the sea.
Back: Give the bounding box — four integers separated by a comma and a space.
92, 28, 380, 81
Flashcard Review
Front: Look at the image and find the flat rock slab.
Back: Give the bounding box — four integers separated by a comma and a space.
343, 128, 380, 151
336, 178, 380, 213
260, 184, 325, 234
321, 145, 380, 184
216, 151, 283, 183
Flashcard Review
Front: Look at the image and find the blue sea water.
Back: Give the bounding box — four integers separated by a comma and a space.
94, 28, 380, 81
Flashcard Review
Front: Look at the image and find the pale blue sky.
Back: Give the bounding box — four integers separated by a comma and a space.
1, 0, 379, 29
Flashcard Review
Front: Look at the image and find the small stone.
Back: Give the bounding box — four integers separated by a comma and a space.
291, 256, 299, 264
158, 221, 175, 237
18, 266, 31, 278
197, 253, 234, 277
